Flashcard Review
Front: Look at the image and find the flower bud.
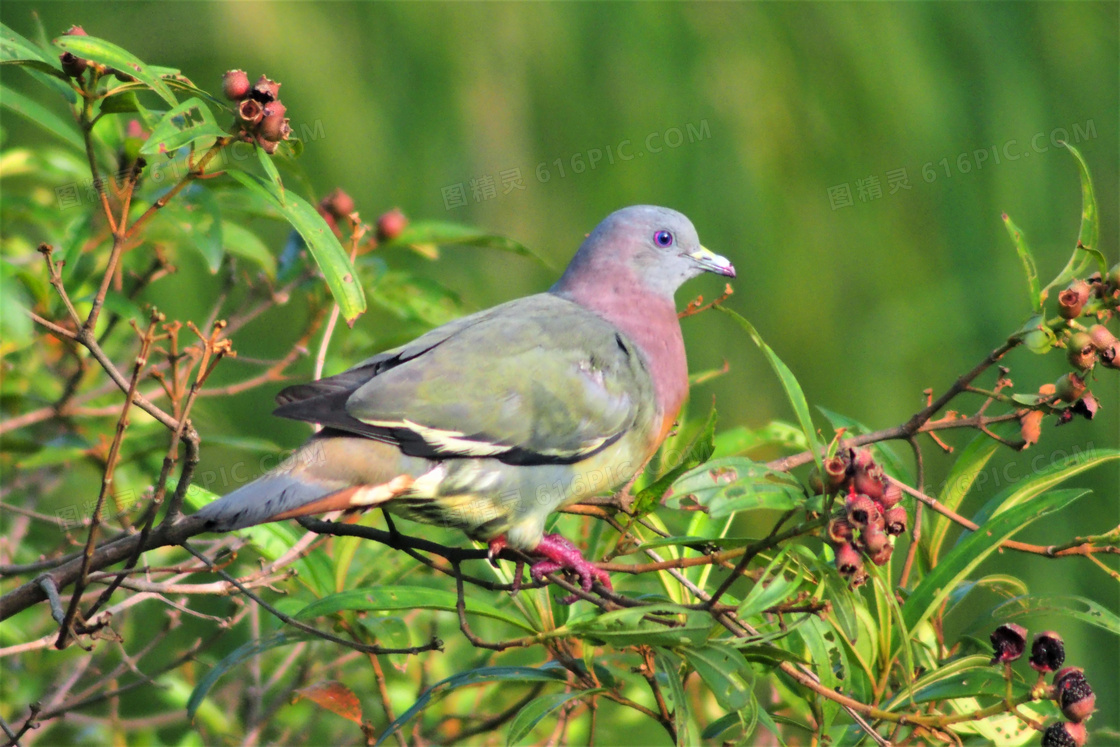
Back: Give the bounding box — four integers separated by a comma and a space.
1030, 631, 1065, 674
845, 493, 879, 529
879, 480, 902, 509
238, 98, 264, 126
59, 51, 87, 78
883, 505, 908, 535
1058, 280, 1091, 320
868, 542, 893, 566
1087, 324, 1116, 351
823, 455, 849, 492
860, 523, 889, 554
852, 464, 885, 502
1054, 373, 1086, 403
852, 448, 875, 471
827, 517, 853, 544
63, 25, 87, 36
990, 622, 1027, 664
834, 541, 862, 578
377, 208, 408, 242
259, 102, 289, 141
223, 69, 251, 101
1058, 290, 1084, 320
1055, 668, 1095, 723
1041, 721, 1087, 747
1066, 332, 1096, 371
251, 74, 281, 103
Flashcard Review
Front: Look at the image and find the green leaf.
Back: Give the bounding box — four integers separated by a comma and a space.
1001, 213, 1041, 312
712, 421, 808, 458
988, 594, 1120, 636
220, 221, 276, 276
926, 434, 1000, 565
0, 84, 83, 151
680, 643, 752, 711
186, 186, 224, 272
569, 605, 713, 647
633, 403, 717, 515
256, 140, 285, 200
505, 689, 603, 746
797, 615, 843, 732
53, 34, 178, 107
383, 220, 552, 268
188, 631, 309, 718
226, 170, 366, 323
718, 307, 822, 470
738, 548, 798, 619
1041, 142, 1102, 298
967, 447, 1118, 529
375, 666, 568, 746
701, 711, 742, 741
1, 22, 52, 64
1063, 142, 1101, 260
653, 649, 699, 747
669, 456, 803, 518
294, 585, 535, 633
884, 655, 1019, 708
139, 97, 224, 158
944, 574, 1028, 619
903, 488, 1089, 632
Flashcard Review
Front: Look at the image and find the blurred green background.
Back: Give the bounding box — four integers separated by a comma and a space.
4, 1, 1118, 739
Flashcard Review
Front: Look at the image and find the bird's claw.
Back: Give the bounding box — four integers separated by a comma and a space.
528, 533, 612, 603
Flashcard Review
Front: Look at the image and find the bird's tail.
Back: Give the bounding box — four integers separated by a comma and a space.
194, 435, 418, 531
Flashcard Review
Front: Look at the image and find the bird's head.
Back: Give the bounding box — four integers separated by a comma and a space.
553, 205, 735, 301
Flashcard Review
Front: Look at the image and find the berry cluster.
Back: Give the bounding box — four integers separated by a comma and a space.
813, 448, 907, 586
222, 70, 291, 154
989, 624, 1096, 746
1020, 265, 1119, 445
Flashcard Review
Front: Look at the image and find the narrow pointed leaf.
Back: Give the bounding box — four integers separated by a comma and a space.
926, 434, 1000, 565
139, 97, 224, 157
904, 488, 1089, 631
505, 689, 603, 746
0, 84, 83, 151
1001, 213, 1041, 312
294, 585, 535, 633
719, 307, 822, 470
226, 169, 366, 322
54, 34, 178, 107
375, 666, 567, 746
188, 632, 309, 718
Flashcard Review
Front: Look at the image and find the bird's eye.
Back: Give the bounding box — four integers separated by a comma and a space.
653, 230, 674, 248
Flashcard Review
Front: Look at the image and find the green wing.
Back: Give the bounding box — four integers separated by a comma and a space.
274, 294, 652, 465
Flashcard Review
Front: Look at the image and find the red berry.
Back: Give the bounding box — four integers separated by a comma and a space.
377, 208, 408, 242
222, 69, 251, 101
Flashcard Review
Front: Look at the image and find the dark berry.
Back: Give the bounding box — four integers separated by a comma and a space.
1030, 631, 1065, 673
990, 623, 1027, 664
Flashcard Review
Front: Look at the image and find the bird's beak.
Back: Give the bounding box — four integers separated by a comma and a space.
688, 245, 736, 278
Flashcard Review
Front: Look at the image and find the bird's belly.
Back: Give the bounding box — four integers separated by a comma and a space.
390, 430, 652, 551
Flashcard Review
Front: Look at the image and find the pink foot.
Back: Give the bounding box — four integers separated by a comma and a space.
529, 533, 612, 603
